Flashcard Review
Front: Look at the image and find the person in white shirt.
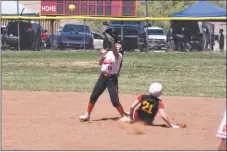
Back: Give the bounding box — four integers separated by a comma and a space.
216, 110, 226, 150
79, 40, 127, 121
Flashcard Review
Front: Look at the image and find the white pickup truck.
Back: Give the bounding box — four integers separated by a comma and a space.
146, 27, 167, 50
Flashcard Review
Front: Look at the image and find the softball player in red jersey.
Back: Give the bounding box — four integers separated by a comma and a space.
217, 110, 226, 150
79, 41, 126, 121
120, 83, 180, 128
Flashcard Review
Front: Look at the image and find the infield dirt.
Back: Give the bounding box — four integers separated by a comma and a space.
2, 90, 226, 150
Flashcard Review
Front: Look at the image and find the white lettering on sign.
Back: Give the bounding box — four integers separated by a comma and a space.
41, 6, 56, 12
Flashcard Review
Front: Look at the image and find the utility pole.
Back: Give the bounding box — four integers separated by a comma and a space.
145, 0, 149, 52
145, 0, 148, 17
17, 0, 20, 51
172, 0, 175, 6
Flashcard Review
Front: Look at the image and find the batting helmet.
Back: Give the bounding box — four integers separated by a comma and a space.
149, 83, 163, 97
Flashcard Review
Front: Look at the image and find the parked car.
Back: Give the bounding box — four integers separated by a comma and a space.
92, 32, 104, 50
103, 21, 151, 51
6, 20, 48, 50
146, 26, 167, 50
58, 23, 94, 49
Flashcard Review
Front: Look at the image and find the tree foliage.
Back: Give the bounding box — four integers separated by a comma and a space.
87, 1, 226, 33
137, 0, 226, 30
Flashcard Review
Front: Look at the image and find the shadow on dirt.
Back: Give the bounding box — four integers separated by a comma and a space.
92, 117, 120, 121
91, 118, 169, 128
151, 124, 169, 128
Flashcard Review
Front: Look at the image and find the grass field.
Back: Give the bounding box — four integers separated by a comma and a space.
2, 50, 226, 98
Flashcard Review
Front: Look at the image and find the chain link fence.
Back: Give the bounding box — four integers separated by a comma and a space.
1, 18, 226, 52
1, 0, 226, 52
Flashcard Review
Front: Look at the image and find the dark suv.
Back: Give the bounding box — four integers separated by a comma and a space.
103, 21, 151, 51
6, 20, 48, 50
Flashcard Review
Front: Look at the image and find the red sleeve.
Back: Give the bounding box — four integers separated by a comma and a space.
137, 94, 143, 102
159, 101, 165, 109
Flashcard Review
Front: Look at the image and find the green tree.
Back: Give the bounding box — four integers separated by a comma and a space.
87, 1, 225, 33
136, 0, 226, 30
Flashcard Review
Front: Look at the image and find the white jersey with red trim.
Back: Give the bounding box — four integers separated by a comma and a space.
101, 51, 122, 74
217, 110, 226, 139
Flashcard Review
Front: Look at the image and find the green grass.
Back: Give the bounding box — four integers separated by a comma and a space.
2, 50, 226, 98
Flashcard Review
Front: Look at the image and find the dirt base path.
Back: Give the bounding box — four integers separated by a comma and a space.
2, 90, 226, 150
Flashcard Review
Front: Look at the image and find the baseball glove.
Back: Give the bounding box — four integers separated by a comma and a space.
176, 123, 187, 128
103, 28, 119, 43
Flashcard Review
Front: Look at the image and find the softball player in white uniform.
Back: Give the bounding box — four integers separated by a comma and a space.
217, 110, 226, 150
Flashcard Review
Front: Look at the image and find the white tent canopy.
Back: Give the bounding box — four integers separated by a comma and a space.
1, 1, 38, 15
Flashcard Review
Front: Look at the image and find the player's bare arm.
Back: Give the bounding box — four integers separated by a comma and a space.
159, 109, 180, 128
159, 109, 173, 127
112, 42, 119, 60
129, 99, 140, 121
99, 48, 107, 65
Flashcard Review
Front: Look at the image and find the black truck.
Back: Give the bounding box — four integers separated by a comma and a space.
103, 21, 151, 51
167, 21, 216, 52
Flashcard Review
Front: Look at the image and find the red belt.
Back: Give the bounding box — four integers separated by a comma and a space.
102, 72, 118, 77
103, 73, 111, 77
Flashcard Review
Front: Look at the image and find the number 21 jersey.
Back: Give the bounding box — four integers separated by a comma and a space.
137, 94, 165, 122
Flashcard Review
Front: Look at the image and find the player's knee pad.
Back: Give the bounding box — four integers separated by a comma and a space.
111, 100, 120, 107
